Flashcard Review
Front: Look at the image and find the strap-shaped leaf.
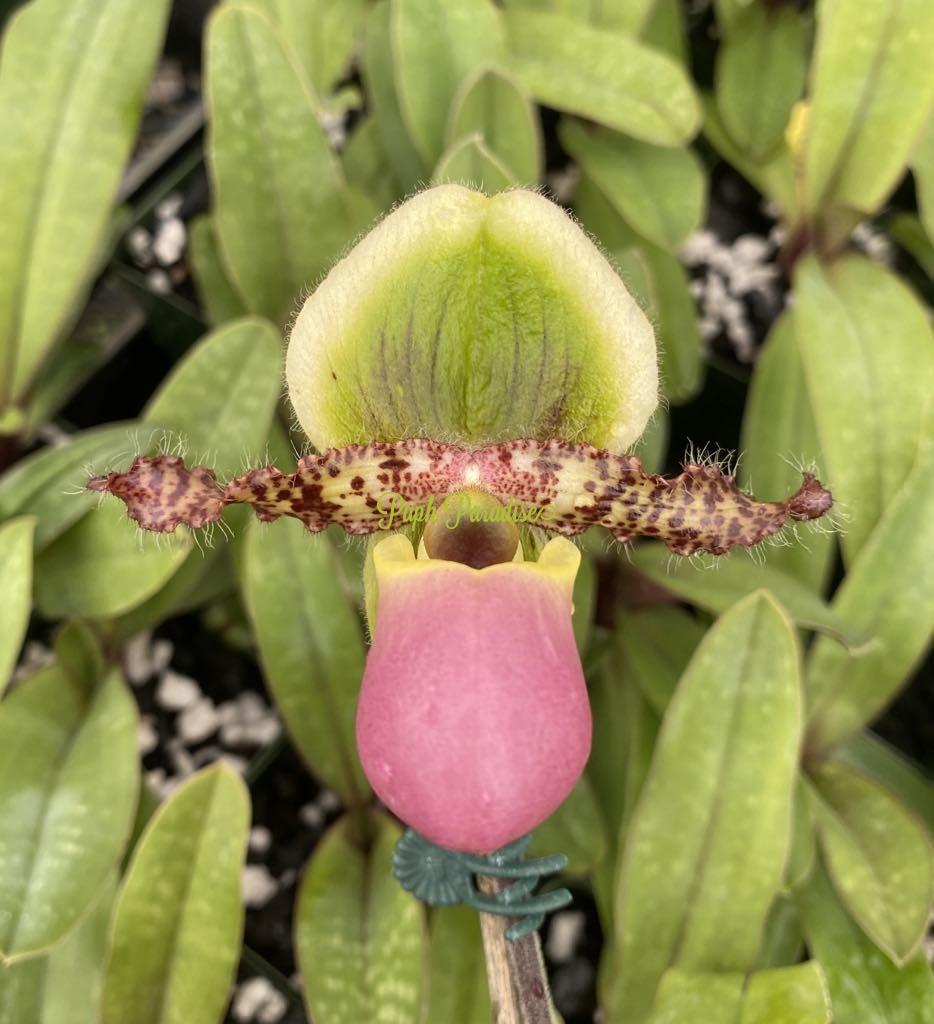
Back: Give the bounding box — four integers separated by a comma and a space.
392, 0, 506, 165
740, 313, 834, 591
794, 254, 934, 563
741, 962, 831, 1024
0, 876, 115, 1024
249, 0, 367, 97
804, 0, 934, 221
0, 422, 140, 549
0, 665, 137, 960
142, 317, 282, 480
242, 517, 369, 806
806, 412, 934, 751
528, 775, 607, 875
572, 175, 704, 404
560, 120, 705, 250
630, 546, 865, 649
647, 969, 744, 1023
295, 813, 426, 1023
206, 4, 366, 324
0, 517, 34, 695
503, 9, 700, 145
187, 216, 247, 327
714, 4, 807, 160
808, 762, 932, 965
433, 134, 515, 190
0, 0, 171, 410
101, 765, 249, 1024
447, 68, 542, 184
796, 863, 934, 1024
608, 592, 802, 1022
362, 2, 427, 191
426, 906, 489, 1024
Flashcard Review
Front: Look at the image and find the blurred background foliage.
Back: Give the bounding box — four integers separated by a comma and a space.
0, 0, 932, 1022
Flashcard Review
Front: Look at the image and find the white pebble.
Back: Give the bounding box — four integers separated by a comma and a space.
218, 692, 280, 747
152, 218, 186, 266
318, 789, 341, 812
231, 977, 287, 1024
546, 910, 586, 963
154, 667, 200, 708
299, 803, 324, 828
249, 826, 273, 854
156, 670, 201, 711
137, 716, 158, 756
177, 696, 220, 744
243, 864, 279, 908
123, 632, 155, 685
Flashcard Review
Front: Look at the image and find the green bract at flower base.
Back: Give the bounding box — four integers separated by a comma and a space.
285, 184, 659, 451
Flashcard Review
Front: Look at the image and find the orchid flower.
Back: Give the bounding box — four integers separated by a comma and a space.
89, 186, 831, 859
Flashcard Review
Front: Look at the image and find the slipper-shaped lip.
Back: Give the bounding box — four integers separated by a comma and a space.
356, 535, 592, 854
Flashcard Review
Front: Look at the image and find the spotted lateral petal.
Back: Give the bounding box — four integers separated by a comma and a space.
87, 439, 832, 556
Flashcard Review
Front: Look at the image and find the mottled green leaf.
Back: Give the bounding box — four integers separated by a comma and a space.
631, 545, 865, 649
206, 4, 362, 323
447, 68, 541, 184
797, 863, 934, 1024
392, 0, 506, 165
426, 905, 489, 1024
715, 4, 807, 159
242, 517, 369, 807
808, 763, 932, 964
784, 780, 816, 892
433, 134, 515, 190
0, 876, 115, 1024
295, 813, 426, 1024
741, 962, 831, 1024
528, 775, 607, 874
187, 215, 247, 326
502, 0, 656, 34
0, 0, 171, 409
613, 241, 704, 403
572, 551, 596, 654
756, 895, 804, 969
572, 175, 704, 403
804, 0, 934, 220
143, 317, 282, 479
913, 116, 934, 244
560, 120, 705, 249
609, 593, 802, 1022
0, 664, 137, 960
794, 254, 934, 562
0, 422, 138, 550
838, 732, 934, 835
740, 313, 834, 591
0, 517, 33, 695
702, 95, 797, 217
342, 117, 398, 210
888, 212, 934, 279
806, 416, 934, 751
101, 765, 249, 1024
647, 969, 744, 1024
504, 10, 700, 145
617, 606, 705, 717
250, 0, 367, 97
587, 642, 661, 865
362, 2, 427, 191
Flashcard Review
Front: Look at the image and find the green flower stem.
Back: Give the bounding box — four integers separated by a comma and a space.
477, 875, 556, 1024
